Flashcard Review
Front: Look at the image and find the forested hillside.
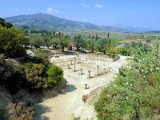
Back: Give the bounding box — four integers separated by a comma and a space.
5, 13, 127, 33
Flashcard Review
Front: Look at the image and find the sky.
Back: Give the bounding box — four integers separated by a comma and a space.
0, 0, 160, 30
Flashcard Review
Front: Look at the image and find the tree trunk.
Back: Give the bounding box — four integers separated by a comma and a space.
62, 46, 64, 52
76, 45, 79, 51
91, 48, 94, 53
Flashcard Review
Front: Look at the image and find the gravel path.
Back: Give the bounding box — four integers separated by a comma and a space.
34, 55, 128, 120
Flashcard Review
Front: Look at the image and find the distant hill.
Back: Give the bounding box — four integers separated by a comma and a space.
5, 13, 152, 33
5, 13, 128, 33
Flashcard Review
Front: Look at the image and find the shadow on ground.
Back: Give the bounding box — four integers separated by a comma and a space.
62, 84, 77, 93
34, 105, 51, 120
63, 51, 87, 55
0, 97, 9, 120
34, 82, 77, 120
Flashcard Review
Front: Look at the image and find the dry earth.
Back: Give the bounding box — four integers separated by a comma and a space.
34, 52, 128, 120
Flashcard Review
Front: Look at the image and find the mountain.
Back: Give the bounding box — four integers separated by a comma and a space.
5, 13, 151, 33
115, 24, 152, 33
5, 13, 127, 33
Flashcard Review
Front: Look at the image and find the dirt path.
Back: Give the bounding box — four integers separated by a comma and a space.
34, 55, 128, 120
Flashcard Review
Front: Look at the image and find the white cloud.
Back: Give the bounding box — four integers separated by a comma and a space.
47, 8, 52, 14
95, 4, 104, 9
15, 8, 20, 11
81, 3, 89, 8
46, 8, 65, 14
28, 8, 32, 12
46, 8, 59, 14
64, 16, 90, 23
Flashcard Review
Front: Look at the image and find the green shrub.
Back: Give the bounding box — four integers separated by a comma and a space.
112, 54, 120, 61
46, 65, 63, 86
1, 58, 63, 92
47, 77, 56, 85
95, 46, 160, 120
108, 48, 130, 56
34, 50, 49, 67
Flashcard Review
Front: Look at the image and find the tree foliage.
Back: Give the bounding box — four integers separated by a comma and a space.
55, 32, 70, 52
95, 45, 160, 120
29, 35, 43, 49
108, 48, 130, 56
47, 65, 63, 87
0, 20, 28, 58
74, 34, 85, 51
95, 38, 111, 54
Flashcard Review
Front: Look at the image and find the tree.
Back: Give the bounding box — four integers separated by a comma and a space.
29, 35, 43, 49
86, 38, 95, 53
96, 33, 98, 40
58, 35, 70, 52
107, 32, 110, 38
43, 36, 51, 49
0, 27, 27, 58
0, 18, 13, 28
50, 32, 70, 52
0, 18, 5, 27
50, 37, 59, 49
5, 22, 13, 28
95, 38, 111, 54
74, 35, 85, 51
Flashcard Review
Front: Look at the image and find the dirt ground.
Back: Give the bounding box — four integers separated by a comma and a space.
34, 53, 128, 120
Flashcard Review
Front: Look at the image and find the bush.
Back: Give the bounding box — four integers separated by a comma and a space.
24, 63, 63, 90
8, 102, 34, 120
112, 54, 120, 61
47, 77, 56, 85
95, 46, 160, 120
24, 63, 47, 91
47, 65, 63, 87
6, 46, 27, 58
34, 50, 49, 67
108, 48, 130, 56
0, 53, 63, 93
0, 58, 24, 94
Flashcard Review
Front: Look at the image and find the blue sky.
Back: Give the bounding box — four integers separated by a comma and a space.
0, 0, 160, 29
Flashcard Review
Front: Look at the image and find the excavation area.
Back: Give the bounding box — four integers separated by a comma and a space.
34, 52, 128, 120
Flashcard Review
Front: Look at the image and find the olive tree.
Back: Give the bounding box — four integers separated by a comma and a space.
74, 34, 85, 51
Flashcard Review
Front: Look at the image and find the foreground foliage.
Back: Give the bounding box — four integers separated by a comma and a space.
8, 102, 34, 120
0, 51, 63, 93
47, 65, 63, 87
0, 21, 65, 119
0, 51, 64, 119
95, 45, 160, 120
0, 18, 28, 58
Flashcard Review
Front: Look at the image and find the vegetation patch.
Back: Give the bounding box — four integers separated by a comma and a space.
108, 48, 130, 56
95, 45, 160, 120
0, 18, 28, 58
